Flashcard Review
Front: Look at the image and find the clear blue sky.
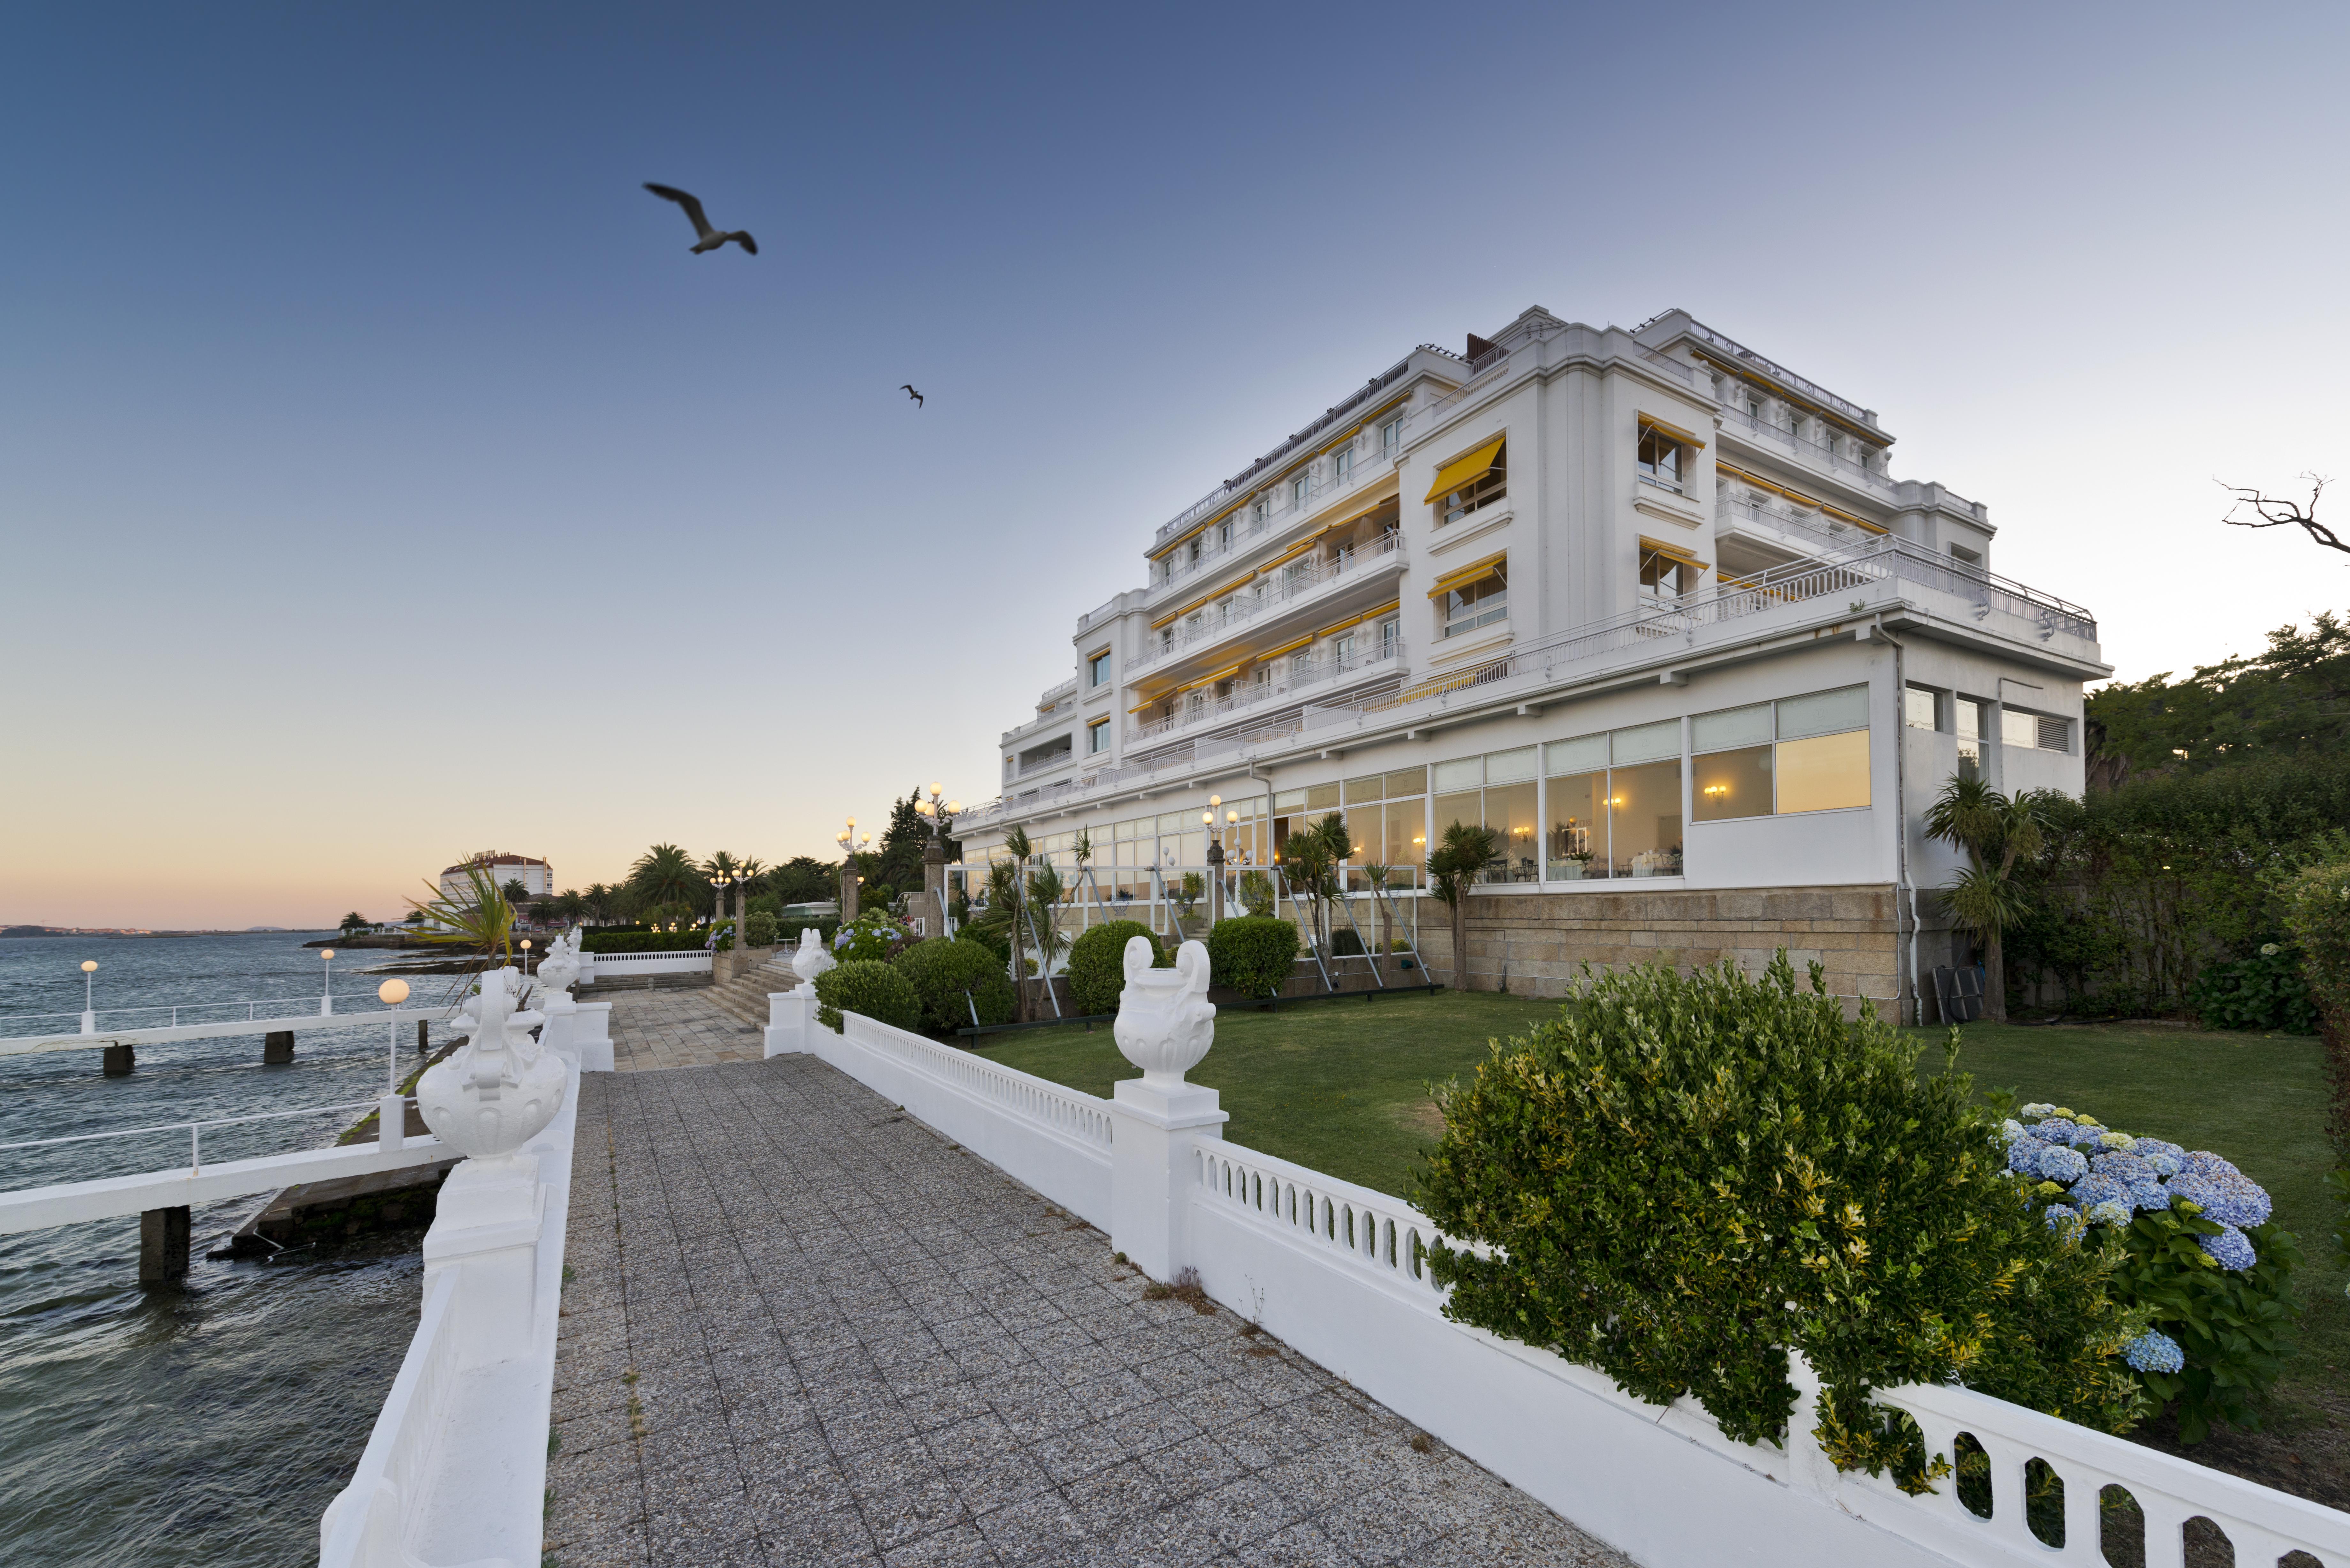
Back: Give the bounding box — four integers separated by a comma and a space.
4, 3, 2345, 926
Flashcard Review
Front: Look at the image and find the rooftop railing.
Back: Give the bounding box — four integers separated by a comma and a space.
1675, 317, 1880, 430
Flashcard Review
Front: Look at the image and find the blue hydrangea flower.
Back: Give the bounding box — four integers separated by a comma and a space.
2021, 1102, 2055, 1118
2125, 1331, 2185, 1374
2171, 1171, 2272, 1228
2071, 1173, 2130, 1210
2092, 1152, 2154, 1184
2133, 1138, 2186, 1164
2085, 1200, 2132, 1227
2043, 1204, 2080, 1232
2126, 1181, 2170, 1211
2035, 1146, 2089, 1183
2097, 1132, 2136, 1151
2001, 1119, 2026, 1141
2144, 1152, 2183, 1178
2180, 1151, 2240, 1179
2199, 1225, 2257, 1271
2005, 1141, 2043, 1176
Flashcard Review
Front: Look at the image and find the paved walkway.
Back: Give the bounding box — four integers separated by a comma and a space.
544, 1059, 1630, 1568
598, 986, 765, 1072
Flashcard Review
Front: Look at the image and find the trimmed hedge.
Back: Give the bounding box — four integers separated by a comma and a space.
1206, 917, 1299, 1000
893, 937, 1015, 1032
742, 910, 778, 949
1417, 956, 2145, 1492
1064, 921, 1170, 1015
813, 960, 921, 1033
581, 930, 709, 953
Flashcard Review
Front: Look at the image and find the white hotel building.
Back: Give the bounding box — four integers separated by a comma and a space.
956, 308, 2107, 1020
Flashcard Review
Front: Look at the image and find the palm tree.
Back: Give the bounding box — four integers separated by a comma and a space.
629, 843, 701, 915
1428, 821, 1498, 990
969, 827, 1036, 1018
582, 883, 617, 926
338, 910, 370, 936
501, 877, 530, 904
404, 864, 518, 964
1027, 861, 1070, 1007
1278, 813, 1350, 952
1924, 776, 2051, 1023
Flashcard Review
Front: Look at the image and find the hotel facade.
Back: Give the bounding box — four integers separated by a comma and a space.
955, 308, 2107, 1021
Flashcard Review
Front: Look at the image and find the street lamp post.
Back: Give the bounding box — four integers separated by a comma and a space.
80, 960, 97, 1035
376, 978, 410, 1153
320, 949, 336, 1017
1202, 795, 1228, 926
519, 938, 533, 977
835, 819, 870, 922
913, 783, 960, 936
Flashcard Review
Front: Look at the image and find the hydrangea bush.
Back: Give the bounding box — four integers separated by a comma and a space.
1418, 956, 2147, 1495
2005, 1105, 2302, 1442
833, 911, 916, 964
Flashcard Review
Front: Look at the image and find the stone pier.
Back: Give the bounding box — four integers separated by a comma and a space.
138, 1205, 189, 1286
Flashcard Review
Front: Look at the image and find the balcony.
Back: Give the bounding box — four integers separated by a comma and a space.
1148, 433, 1400, 602
1135, 531, 1405, 677
1714, 402, 1896, 500
1128, 636, 1407, 746
1715, 495, 1884, 563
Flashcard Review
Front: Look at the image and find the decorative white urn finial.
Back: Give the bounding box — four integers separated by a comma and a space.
534, 929, 582, 1002
418, 966, 567, 1161
792, 927, 836, 995
1114, 936, 1215, 1088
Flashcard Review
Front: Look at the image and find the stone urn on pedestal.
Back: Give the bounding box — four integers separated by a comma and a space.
1107, 936, 1228, 1281
791, 927, 837, 996
534, 930, 583, 1055
416, 965, 571, 1367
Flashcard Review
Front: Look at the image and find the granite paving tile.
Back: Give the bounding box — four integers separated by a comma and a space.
544, 1058, 1632, 1568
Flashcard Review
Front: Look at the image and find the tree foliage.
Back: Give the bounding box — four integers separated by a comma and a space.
1205, 916, 1298, 1000
892, 936, 1015, 1031
2088, 613, 2350, 787
1417, 957, 2147, 1489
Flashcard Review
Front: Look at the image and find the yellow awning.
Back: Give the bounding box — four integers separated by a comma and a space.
1130, 696, 1167, 714
1147, 494, 1250, 563
1427, 551, 1507, 598
1717, 461, 1888, 534
1820, 503, 1887, 534
1639, 536, 1710, 570
1150, 570, 1259, 630
1638, 413, 1706, 449
1255, 634, 1314, 661
1318, 423, 1363, 456
1361, 597, 1399, 619
1422, 435, 1506, 503
1198, 663, 1244, 685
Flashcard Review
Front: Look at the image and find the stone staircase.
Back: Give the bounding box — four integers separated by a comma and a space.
706, 948, 797, 1031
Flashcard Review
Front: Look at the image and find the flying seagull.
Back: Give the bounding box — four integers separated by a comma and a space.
901, 384, 924, 408
642, 183, 757, 255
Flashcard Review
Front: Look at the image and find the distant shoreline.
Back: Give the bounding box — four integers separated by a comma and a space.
0, 927, 336, 939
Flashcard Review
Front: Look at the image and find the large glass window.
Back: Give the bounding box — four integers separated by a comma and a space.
1088, 650, 1111, 688
1904, 686, 1937, 729
1639, 548, 1694, 609
1431, 748, 1539, 882
1610, 761, 1684, 877
1439, 568, 1508, 639
1688, 685, 1870, 821
1292, 474, 1309, 510
1382, 418, 1402, 458
1330, 446, 1353, 484
1637, 426, 1684, 490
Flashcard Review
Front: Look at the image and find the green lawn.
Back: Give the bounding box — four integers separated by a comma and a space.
979, 995, 2344, 1421
977, 990, 1553, 1193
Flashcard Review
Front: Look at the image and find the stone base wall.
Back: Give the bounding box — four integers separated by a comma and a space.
1420, 885, 1904, 1014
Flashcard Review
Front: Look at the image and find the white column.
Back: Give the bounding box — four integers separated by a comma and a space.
765, 991, 815, 1057
1109, 1078, 1227, 1280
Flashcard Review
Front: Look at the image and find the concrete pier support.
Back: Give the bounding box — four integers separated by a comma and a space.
263, 1030, 295, 1065
101, 1043, 134, 1076
140, 1206, 190, 1285
417, 1019, 430, 1056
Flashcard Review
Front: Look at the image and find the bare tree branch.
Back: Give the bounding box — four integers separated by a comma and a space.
2219, 473, 2346, 555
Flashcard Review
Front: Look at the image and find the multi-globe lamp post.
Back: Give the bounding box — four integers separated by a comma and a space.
835, 818, 871, 919
1201, 795, 1236, 923
913, 783, 962, 932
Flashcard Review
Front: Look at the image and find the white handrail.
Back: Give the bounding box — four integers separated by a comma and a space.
838, 1013, 1112, 1149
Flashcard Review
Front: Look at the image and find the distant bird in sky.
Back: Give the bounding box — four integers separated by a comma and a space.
901, 384, 924, 408
642, 184, 757, 255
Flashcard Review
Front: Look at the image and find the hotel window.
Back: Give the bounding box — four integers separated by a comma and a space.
1087, 718, 1111, 755
1691, 685, 1870, 824
1217, 519, 1232, 551
1904, 686, 1938, 730
1290, 649, 1314, 680
1376, 614, 1400, 659
1186, 690, 1207, 715
1432, 748, 1541, 883
1638, 541, 1702, 609
1333, 766, 1430, 875
1542, 723, 1685, 880
1292, 474, 1310, 509
1954, 697, 1984, 780
1185, 538, 1202, 567
1253, 497, 1268, 526
1331, 445, 1354, 485
1252, 667, 1272, 690
1158, 627, 1174, 652
1333, 631, 1358, 666
1637, 417, 1702, 494
1746, 395, 1763, 418
1382, 418, 1402, 458
1087, 649, 1111, 688
1433, 558, 1507, 639
1425, 435, 1505, 525
2001, 708, 2071, 754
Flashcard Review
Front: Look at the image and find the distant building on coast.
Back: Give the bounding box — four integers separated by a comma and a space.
439, 852, 553, 901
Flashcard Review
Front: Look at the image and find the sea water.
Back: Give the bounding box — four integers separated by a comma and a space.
0, 933, 465, 1567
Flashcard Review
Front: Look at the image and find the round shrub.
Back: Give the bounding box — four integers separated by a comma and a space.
1064, 921, 1170, 1015
834, 912, 914, 964
1206, 916, 1298, 1000
813, 960, 921, 1033
742, 910, 778, 949
893, 937, 1015, 1032
1417, 955, 2147, 1491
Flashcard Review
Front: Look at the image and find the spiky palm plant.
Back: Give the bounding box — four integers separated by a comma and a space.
404, 864, 518, 964
1923, 776, 2051, 1023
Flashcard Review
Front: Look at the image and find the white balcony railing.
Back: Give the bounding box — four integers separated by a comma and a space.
1137, 531, 1403, 674
1129, 637, 1406, 744
1715, 401, 1896, 496
1150, 438, 1400, 599
1716, 496, 1885, 559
